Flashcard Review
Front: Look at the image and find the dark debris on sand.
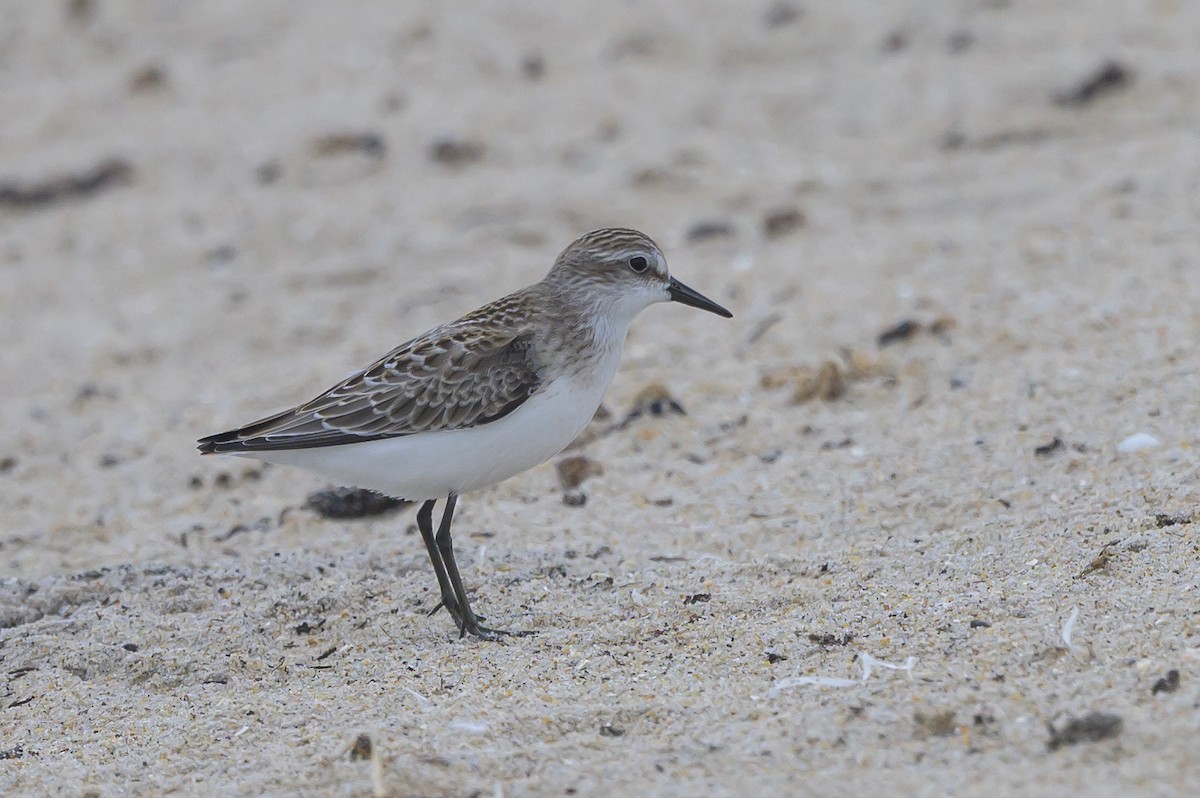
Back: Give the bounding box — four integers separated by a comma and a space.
306, 487, 409, 520
1046, 711, 1123, 751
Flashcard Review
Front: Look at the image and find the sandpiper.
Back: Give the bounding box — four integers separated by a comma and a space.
198, 228, 731, 639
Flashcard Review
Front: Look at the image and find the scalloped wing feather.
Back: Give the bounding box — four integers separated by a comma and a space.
198, 296, 542, 453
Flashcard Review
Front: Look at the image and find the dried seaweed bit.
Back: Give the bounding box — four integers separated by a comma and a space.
882, 31, 908, 53
1078, 543, 1117, 577
940, 129, 967, 150
1046, 712, 1123, 751
630, 165, 694, 191
686, 220, 735, 243
294, 619, 325, 635
682, 593, 711, 605
615, 383, 686, 429
745, 312, 781, 344
429, 136, 485, 166
206, 244, 237, 266
0, 158, 133, 210
877, 319, 922, 347
1034, 436, 1065, 457
556, 455, 603, 490
1153, 513, 1192, 528
760, 366, 803, 390
843, 349, 889, 380
764, 1, 803, 28
914, 710, 957, 738
1151, 669, 1180, 695
349, 733, 373, 761
256, 161, 283, 185
929, 314, 958, 336
766, 651, 788, 664
807, 632, 854, 647
215, 516, 272, 542
66, 0, 95, 22
978, 128, 1054, 151
129, 64, 168, 93
306, 487, 408, 520
312, 132, 386, 159
763, 207, 805, 238
791, 361, 846, 404
608, 32, 656, 60
1055, 60, 1131, 107
947, 31, 975, 53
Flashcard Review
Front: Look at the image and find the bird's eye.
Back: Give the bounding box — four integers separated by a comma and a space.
628, 255, 649, 273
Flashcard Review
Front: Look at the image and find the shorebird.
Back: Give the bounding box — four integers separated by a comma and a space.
199, 228, 731, 639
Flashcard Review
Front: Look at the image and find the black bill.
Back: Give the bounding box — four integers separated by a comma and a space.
668, 277, 733, 318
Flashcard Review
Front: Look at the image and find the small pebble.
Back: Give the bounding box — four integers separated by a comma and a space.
256, 161, 283, 184
520, 54, 545, 80
1054, 60, 1131, 107
1116, 432, 1160, 453
429, 137, 485, 166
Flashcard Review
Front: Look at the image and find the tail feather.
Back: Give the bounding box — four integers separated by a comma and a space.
196, 407, 296, 454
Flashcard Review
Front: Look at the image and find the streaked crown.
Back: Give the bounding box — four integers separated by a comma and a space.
548, 228, 668, 286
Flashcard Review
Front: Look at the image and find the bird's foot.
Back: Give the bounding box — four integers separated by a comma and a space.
458, 618, 536, 641
430, 595, 534, 640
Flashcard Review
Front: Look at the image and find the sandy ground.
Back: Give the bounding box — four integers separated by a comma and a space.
2, 0, 1199, 795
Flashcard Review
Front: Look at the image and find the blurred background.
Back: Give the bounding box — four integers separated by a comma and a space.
3, 2, 1199, 794
4, 0, 1198, 567
2, 0, 1198, 568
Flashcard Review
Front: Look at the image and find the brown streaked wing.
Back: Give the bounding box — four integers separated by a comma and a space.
197, 303, 542, 453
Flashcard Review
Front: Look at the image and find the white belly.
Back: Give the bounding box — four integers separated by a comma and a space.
234, 363, 615, 500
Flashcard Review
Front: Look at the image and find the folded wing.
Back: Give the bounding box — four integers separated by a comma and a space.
198, 321, 541, 453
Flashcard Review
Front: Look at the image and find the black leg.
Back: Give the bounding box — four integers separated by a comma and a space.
435, 493, 533, 640
416, 499, 460, 619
